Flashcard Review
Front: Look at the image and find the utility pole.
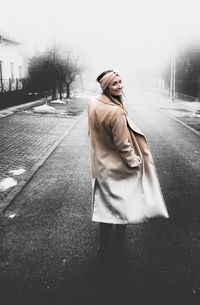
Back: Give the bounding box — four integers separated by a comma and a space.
170, 53, 176, 101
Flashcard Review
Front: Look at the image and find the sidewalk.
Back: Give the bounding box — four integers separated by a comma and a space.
1, 108, 90, 218
0, 108, 93, 305
0, 97, 89, 212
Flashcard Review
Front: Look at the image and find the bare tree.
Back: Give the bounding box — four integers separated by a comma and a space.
28, 44, 84, 100
28, 52, 55, 94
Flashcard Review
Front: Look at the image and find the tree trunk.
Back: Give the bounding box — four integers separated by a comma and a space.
52, 85, 57, 101
59, 80, 63, 100
66, 82, 70, 99
52, 69, 57, 100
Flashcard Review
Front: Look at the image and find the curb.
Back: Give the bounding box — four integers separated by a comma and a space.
151, 103, 200, 137
0, 110, 86, 213
159, 108, 200, 137
0, 99, 45, 119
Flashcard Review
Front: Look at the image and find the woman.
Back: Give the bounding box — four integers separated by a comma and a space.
87, 70, 169, 259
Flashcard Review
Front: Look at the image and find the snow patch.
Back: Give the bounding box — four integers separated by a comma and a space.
8, 213, 16, 219
33, 104, 56, 114
9, 168, 26, 176
51, 99, 66, 104
0, 177, 17, 191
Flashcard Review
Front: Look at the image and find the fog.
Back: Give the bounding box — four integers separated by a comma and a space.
1, 0, 200, 92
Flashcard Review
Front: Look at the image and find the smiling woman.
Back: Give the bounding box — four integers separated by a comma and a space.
98, 70, 123, 97
87, 69, 169, 262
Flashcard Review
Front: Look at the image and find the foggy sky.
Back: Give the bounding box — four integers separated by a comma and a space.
1, 0, 200, 89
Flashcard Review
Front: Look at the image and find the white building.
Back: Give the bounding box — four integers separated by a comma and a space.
0, 34, 24, 92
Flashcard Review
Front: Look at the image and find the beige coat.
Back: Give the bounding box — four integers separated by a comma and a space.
88, 93, 169, 224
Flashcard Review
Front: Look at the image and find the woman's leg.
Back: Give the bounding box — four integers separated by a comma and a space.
98, 222, 112, 258
113, 224, 126, 256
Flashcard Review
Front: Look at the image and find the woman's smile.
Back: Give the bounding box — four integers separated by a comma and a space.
108, 75, 123, 97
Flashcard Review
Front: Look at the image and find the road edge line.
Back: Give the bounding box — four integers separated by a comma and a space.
151, 103, 200, 137
0, 110, 86, 213
159, 108, 200, 137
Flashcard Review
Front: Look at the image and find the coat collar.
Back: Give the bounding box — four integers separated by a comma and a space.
126, 116, 145, 137
95, 93, 124, 108
95, 93, 145, 138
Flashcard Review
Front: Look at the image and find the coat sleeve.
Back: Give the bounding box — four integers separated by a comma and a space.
110, 107, 142, 168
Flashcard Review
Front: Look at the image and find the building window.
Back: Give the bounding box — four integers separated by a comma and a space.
10, 62, 14, 80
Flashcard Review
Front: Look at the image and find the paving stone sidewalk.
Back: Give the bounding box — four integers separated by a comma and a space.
0, 97, 89, 204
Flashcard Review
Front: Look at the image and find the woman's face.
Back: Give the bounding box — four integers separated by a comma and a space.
108, 75, 123, 97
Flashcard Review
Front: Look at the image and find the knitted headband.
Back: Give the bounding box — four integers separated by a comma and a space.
99, 71, 119, 91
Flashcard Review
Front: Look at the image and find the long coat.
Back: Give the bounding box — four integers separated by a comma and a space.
88, 93, 169, 224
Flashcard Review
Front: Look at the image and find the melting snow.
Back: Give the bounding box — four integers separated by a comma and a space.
8, 213, 16, 219
33, 104, 56, 114
0, 177, 17, 191
51, 99, 66, 104
9, 168, 25, 176
65, 98, 72, 103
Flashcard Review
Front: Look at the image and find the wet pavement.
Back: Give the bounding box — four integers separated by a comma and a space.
0, 91, 200, 209
0, 92, 200, 305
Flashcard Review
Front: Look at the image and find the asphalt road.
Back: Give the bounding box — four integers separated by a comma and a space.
0, 93, 200, 305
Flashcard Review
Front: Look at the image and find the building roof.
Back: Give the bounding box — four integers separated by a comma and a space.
0, 34, 20, 46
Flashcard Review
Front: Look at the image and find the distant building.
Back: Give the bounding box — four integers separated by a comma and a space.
0, 34, 25, 92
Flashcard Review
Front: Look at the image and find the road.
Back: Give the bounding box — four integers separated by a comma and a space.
0, 92, 200, 305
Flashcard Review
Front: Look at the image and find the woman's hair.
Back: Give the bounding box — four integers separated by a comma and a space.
96, 70, 114, 83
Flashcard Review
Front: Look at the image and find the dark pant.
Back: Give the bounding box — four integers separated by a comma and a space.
97, 223, 127, 305
99, 223, 126, 257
